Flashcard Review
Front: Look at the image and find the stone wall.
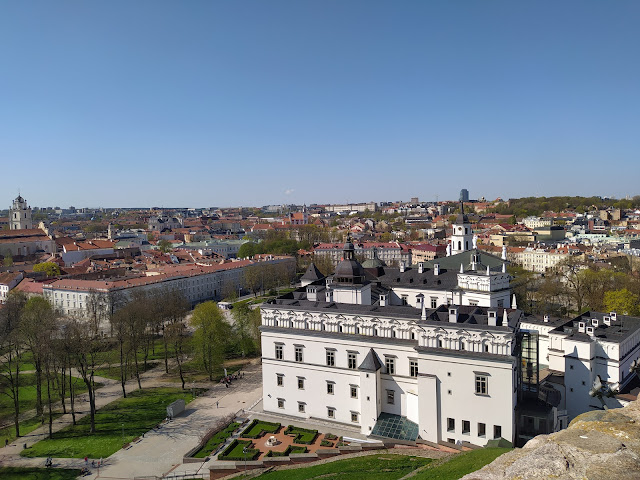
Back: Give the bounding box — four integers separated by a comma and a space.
462, 399, 640, 480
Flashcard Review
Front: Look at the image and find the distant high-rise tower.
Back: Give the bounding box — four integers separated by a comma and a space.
459, 189, 469, 203
9, 194, 33, 230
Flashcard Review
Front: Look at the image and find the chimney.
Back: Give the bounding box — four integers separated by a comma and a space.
421, 303, 427, 321
586, 326, 595, 337
591, 318, 599, 328
543, 314, 549, 323
603, 315, 611, 326
578, 321, 586, 333
418, 262, 424, 274
449, 307, 458, 323
325, 290, 333, 303
503, 309, 509, 326
379, 294, 387, 307
434, 263, 440, 276
610, 312, 617, 321
400, 262, 406, 273
488, 310, 497, 326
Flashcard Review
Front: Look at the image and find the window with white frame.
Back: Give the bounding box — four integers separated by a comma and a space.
326, 349, 335, 366
385, 356, 396, 375
347, 352, 357, 369
275, 344, 283, 360
276, 374, 283, 387
475, 374, 488, 395
295, 345, 303, 362
351, 412, 359, 423
277, 398, 285, 409
386, 389, 395, 404
431, 297, 437, 308
350, 385, 358, 398
410, 360, 418, 377
298, 402, 305, 413
327, 382, 334, 395
327, 407, 335, 419
297, 377, 305, 390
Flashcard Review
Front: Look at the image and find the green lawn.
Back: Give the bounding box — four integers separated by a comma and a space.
192, 422, 240, 458
0, 413, 63, 444
0, 467, 81, 480
218, 439, 260, 461
21, 387, 196, 459
413, 448, 511, 480
94, 361, 159, 380
253, 454, 431, 480
241, 419, 281, 438
0, 373, 93, 423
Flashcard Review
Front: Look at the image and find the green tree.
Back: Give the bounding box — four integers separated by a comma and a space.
232, 303, 262, 356
32, 261, 61, 277
158, 239, 173, 253
191, 302, 231, 380
603, 288, 640, 316
237, 242, 257, 259
2, 251, 13, 267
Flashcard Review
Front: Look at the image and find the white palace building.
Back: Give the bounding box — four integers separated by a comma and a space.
260, 209, 640, 447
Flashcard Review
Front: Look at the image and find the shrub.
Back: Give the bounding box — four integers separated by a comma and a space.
320, 440, 334, 447
265, 446, 308, 457
324, 433, 338, 440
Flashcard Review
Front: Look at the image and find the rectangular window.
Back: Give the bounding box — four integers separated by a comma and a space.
327, 382, 334, 395
385, 357, 396, 375
295, 346, 303, 362
431, 297, 437, 308
277, 398, 284, 409
326, 350, 335, 366
447, 418, 455, 432
297, 377, 304, 390
351, 412, 358, 423
275, 344, 283, 360
494, 425, 502, 439
478, 423, 486, 437
401, 295, 408, 305
386, 389, 395, 405
347, 352, 357, 370
327, 408, 335, 419
475, 375, 488, 395
350, 385, 358, 398
410, 360, 418, 377
462, 420, 470, 434
276, 374, 283, 387
298, 402, 305, 413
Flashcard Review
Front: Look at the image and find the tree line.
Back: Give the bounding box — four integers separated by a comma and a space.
0, 287, 262, 441
510, 256, 640, 317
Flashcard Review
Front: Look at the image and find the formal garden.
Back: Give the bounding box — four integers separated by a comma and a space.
210, 418, 340, 462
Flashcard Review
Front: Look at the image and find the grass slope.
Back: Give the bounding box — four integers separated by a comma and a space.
0, 413, 63, 444
254, 454, 431, 480
413, 448, 512, 480
21, 387, 195, 458
0, 467, 81, 480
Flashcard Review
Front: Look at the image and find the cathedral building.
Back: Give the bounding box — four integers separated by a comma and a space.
9, 194, 33, 230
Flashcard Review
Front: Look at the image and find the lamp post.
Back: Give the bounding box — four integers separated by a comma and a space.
243, 446, 248, 472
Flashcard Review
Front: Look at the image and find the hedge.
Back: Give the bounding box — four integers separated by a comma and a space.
217, 439, 260, 461
241, 419, 281, 439
265, 445, 308, 457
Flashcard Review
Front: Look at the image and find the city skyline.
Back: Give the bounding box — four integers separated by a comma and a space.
2, 1, 639, 208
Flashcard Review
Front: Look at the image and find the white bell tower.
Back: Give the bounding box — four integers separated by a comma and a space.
9, 194, 33, 230
450, 201, 473, 255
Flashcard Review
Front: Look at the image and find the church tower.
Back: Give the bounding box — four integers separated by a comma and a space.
9, 195, 33, 230
450, 201, 473, 255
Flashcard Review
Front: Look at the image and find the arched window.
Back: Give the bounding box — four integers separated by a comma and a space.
458, 241, 461, 250
465, 241, 469, 250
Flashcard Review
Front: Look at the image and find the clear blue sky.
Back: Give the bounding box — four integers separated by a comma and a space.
1, 1, 638, 208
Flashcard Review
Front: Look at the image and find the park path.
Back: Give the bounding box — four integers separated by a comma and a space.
0, 358, 262, 478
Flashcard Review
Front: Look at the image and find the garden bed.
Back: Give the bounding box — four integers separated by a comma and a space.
217, 439, 260, 461
240, 419, 281, 439
191, 422, 240, 458
265, 445, 308, 457
284, 425, 319, 445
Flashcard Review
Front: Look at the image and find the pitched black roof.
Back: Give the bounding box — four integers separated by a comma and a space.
359, 348, 384, 372
301, 262, 325, 282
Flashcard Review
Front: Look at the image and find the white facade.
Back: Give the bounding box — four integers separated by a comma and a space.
9, 195, 33, 230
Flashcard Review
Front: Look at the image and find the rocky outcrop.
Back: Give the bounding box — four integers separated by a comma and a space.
462, 400, 640, 480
